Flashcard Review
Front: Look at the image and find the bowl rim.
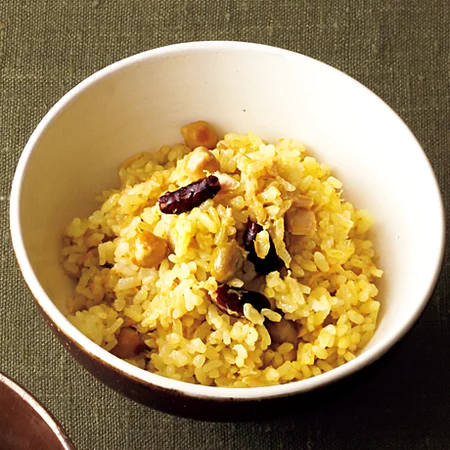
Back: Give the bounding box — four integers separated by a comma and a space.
0, 372, 75, 449
9, 40, 446, 400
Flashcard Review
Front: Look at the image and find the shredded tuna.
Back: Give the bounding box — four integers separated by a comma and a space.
285, 208, 317, 236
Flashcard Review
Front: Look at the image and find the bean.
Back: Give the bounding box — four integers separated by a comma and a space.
266, 320, 298, 344
211, 284, 271, 318
158, 175, 221, 214
211, 240, 244, 283
243, 220, 284, 275
133, 231, 168, 268
185, 146, 220, 180
111, 327, 146, 359
180, 121, 219, 150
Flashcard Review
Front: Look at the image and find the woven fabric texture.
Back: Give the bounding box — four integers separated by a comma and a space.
0, 1, 449, 449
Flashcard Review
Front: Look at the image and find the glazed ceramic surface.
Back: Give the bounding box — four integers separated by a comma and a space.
10, 42, 445, 412
0, 372, 74, 449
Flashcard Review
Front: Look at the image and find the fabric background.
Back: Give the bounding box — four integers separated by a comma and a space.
0, 1, 449, 449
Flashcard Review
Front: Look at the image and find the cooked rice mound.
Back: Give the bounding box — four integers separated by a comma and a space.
62, 127, 382, 387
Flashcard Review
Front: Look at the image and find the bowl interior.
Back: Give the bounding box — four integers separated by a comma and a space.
12, 43, 444, 395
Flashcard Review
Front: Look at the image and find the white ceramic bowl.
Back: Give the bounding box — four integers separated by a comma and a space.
10, 42, 445, 414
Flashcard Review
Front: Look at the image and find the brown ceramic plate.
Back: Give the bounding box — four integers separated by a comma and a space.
0, 372, 75, 450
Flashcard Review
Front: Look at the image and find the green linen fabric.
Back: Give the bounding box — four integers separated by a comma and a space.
0, 1, 448, 449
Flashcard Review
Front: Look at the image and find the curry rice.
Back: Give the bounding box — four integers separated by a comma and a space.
62, 121, 382, 387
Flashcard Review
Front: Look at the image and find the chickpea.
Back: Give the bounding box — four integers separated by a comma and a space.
133, 231, 168, 268
285, 208, 316, 236
180, 121, 219, 150
266, 320, 298, 345
211, 240, 244, 283
185, 146, 220, 180
111, 327, 146, 359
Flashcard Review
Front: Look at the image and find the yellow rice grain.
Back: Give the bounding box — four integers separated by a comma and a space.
62, 129, 382, 387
